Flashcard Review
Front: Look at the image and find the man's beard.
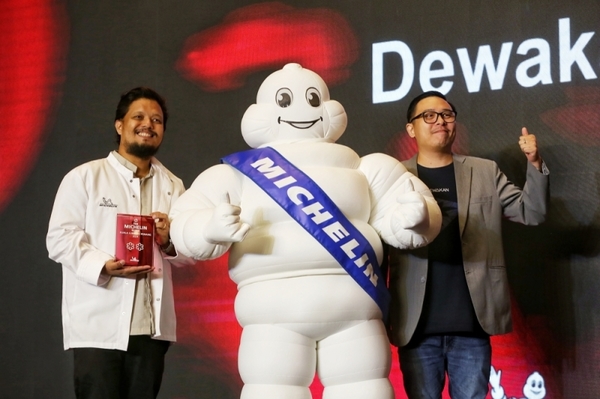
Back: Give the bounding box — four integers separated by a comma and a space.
125, 142, 160, 159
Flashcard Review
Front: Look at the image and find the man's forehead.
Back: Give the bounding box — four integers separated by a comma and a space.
127, 98, 163, 115
416, 96, 452, 111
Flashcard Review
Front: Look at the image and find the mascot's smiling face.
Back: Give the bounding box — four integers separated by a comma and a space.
276, 84, 323, 130
523, 372, 546, 399
241, 63, 347, 148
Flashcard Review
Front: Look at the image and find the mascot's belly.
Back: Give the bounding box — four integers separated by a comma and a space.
228, 218, 383, 284
234, 274, 381, 334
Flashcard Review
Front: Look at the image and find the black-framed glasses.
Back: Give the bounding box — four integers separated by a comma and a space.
409, 110, 457, 124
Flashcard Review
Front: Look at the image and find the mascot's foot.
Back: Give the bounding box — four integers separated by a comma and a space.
323, 378, 394, 399
241, 383, 311, 399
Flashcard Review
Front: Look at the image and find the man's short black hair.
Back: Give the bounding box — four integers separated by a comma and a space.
114, 87, 168, 144
406, 91, 457, 123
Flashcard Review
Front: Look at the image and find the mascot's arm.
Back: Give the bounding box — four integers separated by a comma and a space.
360, 153, 441, 249
169, 164, 250, 260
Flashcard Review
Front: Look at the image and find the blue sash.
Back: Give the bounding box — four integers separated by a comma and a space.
222, 146, 390, 318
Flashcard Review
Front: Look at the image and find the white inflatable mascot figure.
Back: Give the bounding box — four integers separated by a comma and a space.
169, 63, 441, 399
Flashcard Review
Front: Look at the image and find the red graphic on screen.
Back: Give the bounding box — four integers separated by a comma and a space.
175, 256, 241, 373
540, 86, 600, 146
176, 2, 359, 91
0, 0, 67, 213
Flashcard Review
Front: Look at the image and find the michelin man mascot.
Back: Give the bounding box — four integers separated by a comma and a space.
169, 63, 441, 399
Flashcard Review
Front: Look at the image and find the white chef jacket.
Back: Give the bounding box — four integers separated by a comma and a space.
47, 152, 192, 351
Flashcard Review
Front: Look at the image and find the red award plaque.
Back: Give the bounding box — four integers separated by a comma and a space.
115, 213, 155, 266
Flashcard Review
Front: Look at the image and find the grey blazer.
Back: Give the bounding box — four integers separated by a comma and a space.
388, 154, 549, 347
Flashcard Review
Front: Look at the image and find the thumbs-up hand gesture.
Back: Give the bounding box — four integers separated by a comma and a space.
203, 193, 250, 244
519, 127, 542, 170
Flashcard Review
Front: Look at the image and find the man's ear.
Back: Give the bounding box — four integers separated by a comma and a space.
406, 123, 415, 138
115, 120, 122, 135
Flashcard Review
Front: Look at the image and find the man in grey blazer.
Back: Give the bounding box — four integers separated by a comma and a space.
388, 91, 549, 399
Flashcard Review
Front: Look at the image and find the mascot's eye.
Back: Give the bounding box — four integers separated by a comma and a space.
306, 87, 321, 107
276, 88, 293, 108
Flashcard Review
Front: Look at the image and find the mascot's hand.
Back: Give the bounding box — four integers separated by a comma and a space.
390, 180, 428, 231
202, 194, 250, 244
489, 366, 506, 399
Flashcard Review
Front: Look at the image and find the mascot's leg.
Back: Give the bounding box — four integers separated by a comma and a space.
318, 319, 394, 399
238, 323, 316, 399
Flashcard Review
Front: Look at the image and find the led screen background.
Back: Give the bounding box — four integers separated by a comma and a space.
1, 0, 600, 398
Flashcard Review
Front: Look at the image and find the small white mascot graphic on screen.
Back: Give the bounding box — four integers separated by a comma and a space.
490, 365, 547, 399
169, 63, 442, 399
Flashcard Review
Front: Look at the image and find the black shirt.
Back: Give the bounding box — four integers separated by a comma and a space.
413, 163, 486, 338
